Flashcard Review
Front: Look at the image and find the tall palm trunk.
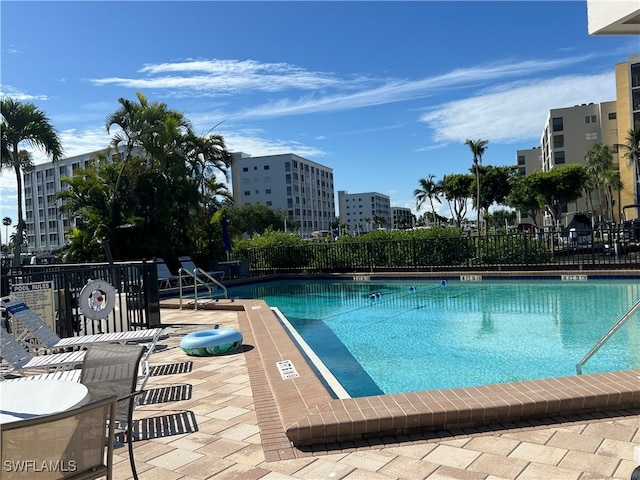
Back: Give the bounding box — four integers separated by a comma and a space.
12, 153, 24, 267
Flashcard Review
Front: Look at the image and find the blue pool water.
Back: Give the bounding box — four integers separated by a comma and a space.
226, 278, 640, 397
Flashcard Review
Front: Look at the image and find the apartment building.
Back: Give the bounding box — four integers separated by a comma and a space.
23, 149, 118, 254
615, 54, 640, 216
391, 207, 415, 230
516, 54, 640, 222
337, 190, 391, 234
515, 102, 619, 226
230, 152, 336, 238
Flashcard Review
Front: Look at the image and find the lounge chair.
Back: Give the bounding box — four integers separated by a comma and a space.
156, 257, 180, 289
1, 393, 119, 480
1, 327, 87, 374
80, 343, 148, 480
2, 324, 154, 389
1, 297, 166, 354
179, 255, 225, 281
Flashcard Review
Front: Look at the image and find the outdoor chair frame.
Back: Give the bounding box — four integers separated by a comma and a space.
0, 393, 118, 480
1, 296, 166, 354
80, 343, 147, 480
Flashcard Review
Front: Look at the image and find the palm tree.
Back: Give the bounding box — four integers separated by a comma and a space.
618, 128, 640, 205
414, 175, 442, 226
465, 139, 489, 233
2, 217, 11, 252
584, 143, 620, 222
1, 98, 63, 266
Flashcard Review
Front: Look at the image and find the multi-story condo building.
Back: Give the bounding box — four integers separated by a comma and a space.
337, 190, 391, 234
391, 207, 415, 230
514, 147, 542, 225
515, 99, 621, 226
615, 54, 640, 216
23, 149, 120, 254
541, 102, 618, 223
230, 152, 336, 238
516, 147, 542, 177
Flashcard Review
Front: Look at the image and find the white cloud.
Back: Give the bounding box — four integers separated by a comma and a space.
222, 128, 327, 158
88, 55, 601, 121
419, 71, 615, 144
93, 59, 352, 94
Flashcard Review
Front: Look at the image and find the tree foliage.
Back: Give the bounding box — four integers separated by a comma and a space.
230, 204, 287, 237
474, 165, 517, 216
58, 93, 231, 263
583, 143, 621, 223
526, 164, 587, 226
465, 138, 488, 232
442, 173, 473, 227
414, 174, 442, 222
505, 174, 543, 225
1, 98, 63, 266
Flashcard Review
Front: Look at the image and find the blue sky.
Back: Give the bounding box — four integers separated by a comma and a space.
1, 1, 638, 230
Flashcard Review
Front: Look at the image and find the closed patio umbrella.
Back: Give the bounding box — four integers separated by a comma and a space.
222, 215, 232, 261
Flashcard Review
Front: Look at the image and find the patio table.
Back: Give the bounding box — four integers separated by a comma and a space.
0, 379, 89, 424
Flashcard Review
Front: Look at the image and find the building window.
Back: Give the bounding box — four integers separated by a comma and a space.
552, 117, 563, 132
517, 155, 525, 166
608, 112, 617, 120
554, 151, 565, 165
584, 115, 597, 124
286, 174, 291, 184
266, 201, 272, 206
265, 189, 271, 194
264, 165, 270, 170
586, 132, 598, 141
242, 167, 248, 172
553, 135, 564, 148
244, 191, 250, 196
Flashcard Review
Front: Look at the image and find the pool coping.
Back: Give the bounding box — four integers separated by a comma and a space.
161, 270, 640, 460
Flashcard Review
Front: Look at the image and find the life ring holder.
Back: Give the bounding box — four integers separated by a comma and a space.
78, 279, 117, 320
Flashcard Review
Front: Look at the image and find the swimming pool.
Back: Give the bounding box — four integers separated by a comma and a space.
226, 277, 640, 397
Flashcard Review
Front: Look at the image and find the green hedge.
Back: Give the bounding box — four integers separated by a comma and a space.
234, 228, 553, 272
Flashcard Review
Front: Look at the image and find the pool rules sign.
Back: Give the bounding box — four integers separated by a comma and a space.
10, 281, 56, 330
276, 360, 300, 379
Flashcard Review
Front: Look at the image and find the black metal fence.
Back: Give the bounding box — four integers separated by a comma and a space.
236, 226, 640, 275
1, 260, 160, 338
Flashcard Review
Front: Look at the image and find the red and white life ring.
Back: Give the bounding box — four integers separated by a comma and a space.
78, 279, 116, 320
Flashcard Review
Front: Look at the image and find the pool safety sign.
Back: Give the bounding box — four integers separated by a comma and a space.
10, 281, 55, 330
276, 360, 300, 379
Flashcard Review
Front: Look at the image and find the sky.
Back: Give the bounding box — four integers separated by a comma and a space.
1, 0, 638, 232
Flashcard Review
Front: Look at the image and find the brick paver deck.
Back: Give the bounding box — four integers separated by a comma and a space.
113, 299, 640, 479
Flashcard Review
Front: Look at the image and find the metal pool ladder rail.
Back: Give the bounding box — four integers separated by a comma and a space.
576, 297, 640, 374
178, 267, 228, 310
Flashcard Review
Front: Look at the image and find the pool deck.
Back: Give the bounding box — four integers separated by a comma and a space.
116, 292, 640, 479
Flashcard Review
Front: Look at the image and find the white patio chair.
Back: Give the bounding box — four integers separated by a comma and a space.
0, 327, 86, 374
1, 297, 166, 353
2, 329, 153, 392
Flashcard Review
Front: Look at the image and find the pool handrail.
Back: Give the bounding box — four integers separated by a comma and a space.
178, 267, 228, 310
576, 296, 640, 374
